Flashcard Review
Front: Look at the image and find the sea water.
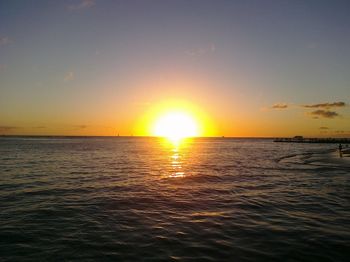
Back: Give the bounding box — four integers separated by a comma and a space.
0, 137, 349, 261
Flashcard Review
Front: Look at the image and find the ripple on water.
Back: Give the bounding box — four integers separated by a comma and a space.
0, 137, 349, 261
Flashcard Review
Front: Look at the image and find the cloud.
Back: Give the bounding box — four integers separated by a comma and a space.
310, 110, 339, 119
0, 36, 12, 47
0, 126, 19, 132
64, 71, 74, 82
186, 43, 216, 57
74, 125, 87, 129
319, 127, 329, 134
303, 102, 346, 109
68, 0, 95, 11
271, 103, 288, 109
33, 126, 46, 129
334, 130, 350, 135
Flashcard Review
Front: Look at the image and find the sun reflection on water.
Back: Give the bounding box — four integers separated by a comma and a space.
170, 147, 185, 178
160, 137, 192, 178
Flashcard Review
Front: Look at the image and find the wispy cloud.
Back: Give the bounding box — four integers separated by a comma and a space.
303, 102, 346, 109
271, 103, 288, 109
333, 130, 350, 136
64, 71, 74, 82
0, 126, 19, 132
186, 43, 216, 57
310, 110, 339, 119
0, 36, 12, 47
328, 130, 350, 137
319, 126, 329, 133
74, 125, 88, 129
33, 126, 46, 129
68, 0, 95, 11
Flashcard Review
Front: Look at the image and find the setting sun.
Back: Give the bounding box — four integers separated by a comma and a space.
135, 99, 216, 138
153, 111, 199, 141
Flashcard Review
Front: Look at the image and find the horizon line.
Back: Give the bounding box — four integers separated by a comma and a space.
1, 134, 350, 139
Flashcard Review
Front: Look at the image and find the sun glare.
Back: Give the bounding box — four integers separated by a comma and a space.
153, 111, 199, 142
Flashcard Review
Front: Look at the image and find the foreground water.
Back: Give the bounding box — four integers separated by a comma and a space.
0, 137, 349, 261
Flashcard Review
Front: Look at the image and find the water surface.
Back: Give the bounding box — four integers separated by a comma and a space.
0, 137, 349, 261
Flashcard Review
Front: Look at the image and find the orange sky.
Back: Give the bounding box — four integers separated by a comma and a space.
1, 1, 349, 137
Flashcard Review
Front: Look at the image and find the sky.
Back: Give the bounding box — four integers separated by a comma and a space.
0, 0, 349, 137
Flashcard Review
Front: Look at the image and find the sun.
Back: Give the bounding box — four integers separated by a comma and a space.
135, 99, 216, 139
153, 111, 199, 142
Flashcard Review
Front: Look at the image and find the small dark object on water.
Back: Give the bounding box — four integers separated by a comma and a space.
339, 144, 343, 158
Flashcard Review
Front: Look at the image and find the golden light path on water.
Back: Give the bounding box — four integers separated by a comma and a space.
160, 137, 190, 178
170, 146, 185, 178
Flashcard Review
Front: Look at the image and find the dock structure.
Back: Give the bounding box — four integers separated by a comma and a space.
274, 136, 350, 144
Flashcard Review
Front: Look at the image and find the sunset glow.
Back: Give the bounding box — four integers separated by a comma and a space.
0, 1, 349, 137
153, 111, 199, 141
1, 1, 350, 261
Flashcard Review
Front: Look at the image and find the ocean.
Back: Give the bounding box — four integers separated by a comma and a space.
0, 137, 349, 261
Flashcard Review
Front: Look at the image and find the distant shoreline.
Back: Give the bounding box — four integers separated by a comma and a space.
274, 137, 350, 144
